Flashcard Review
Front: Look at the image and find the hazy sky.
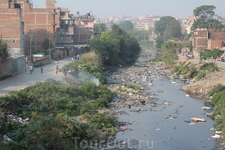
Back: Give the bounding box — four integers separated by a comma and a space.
32, 0, 225, 19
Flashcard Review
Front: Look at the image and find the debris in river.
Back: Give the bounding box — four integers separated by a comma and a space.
212, 134, 221, 139
202, 107, 212, 110
191, 117, 206, 122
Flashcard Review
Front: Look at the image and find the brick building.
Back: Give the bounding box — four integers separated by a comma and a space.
0, 0, 94, 57
192, 26, 225, 55
0, 0, 24, 55
0, 0, 59, 56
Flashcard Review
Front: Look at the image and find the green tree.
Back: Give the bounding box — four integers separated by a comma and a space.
0, 40, 9, 62
155, 36, 165, 49
191, 5, 224, 32
200, 48, 221, 60
191, 19, 224, 32
90, 25, 141, 66
154, 16, 176, 36
193, 5, 216, 20
163, 20, 182, 40
160, 41, 178, 67
94, 23, 107, 33
118, 20, 134, 31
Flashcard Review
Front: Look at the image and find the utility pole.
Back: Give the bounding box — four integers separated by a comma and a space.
30, 35, 32, 64
49, 35, 51, 62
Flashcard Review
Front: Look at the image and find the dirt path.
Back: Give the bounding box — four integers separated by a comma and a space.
0, 57, 73, 96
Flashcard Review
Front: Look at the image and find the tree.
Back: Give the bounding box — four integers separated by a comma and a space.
163, 20, 182, 40
118, 20, 134, 31
191, 18, 224, 32
90, 25, 141, 66
193, 5, 216, 20
155, 36, 165, 49
160, 41, 178, 67
200, 48, 221, 60
94, 23, 107, 33
154, 16, 176, 36
0, 40, 9, 62
191, 5, 224, 32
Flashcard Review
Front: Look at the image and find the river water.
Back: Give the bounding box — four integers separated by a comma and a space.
108, 54, 220, 150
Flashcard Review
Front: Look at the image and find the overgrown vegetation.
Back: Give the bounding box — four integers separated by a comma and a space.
0, 79, 117, 149
0, 40, 9, 62
200, 49, 221, 61
90, 24, 141, 66
171, 62, 218, 81
158, 41, 179, 67
60, 51, 106, 85
206, 84, 225, 142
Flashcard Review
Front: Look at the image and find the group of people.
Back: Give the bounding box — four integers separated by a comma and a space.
71, 54, 80, 62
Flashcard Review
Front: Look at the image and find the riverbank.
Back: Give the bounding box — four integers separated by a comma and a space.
98, 55, 222, 149
174, 53, 225, 100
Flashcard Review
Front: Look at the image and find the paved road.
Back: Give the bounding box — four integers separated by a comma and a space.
0, 57, 73, 96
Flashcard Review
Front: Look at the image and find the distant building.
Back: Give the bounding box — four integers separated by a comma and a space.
192, 26, 225, 55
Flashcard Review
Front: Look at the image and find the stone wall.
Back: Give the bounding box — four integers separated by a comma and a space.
33, 56, 50, 66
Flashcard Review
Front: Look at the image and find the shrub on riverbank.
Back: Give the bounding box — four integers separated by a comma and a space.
208, 84, 225, 142
0, 79, 117, 149
60, 51, 106, 85
171, 62, 218, 81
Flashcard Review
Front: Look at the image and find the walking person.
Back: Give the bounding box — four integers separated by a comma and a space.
74, 55, 76, 60
77, 54, 79, 60
71, 57, 74, 62
29, 65, 33, 74
56, 64, 58, 74
41, 67, 43, 74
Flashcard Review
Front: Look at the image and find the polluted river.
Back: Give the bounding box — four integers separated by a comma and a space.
99, 53, 222, 150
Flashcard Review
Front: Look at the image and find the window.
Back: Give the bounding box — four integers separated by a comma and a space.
12, 40, 16, 44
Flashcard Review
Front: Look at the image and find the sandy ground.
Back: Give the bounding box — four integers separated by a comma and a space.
178, 53, 225, 99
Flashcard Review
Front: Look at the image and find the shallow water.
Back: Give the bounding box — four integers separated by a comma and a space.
113, 75, 217, 150
108, 53, 219, 150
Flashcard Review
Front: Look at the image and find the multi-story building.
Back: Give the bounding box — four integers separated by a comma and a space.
0, 0, 59, 56
0, 0, 24, 55
0, 0, 95, 57
56, 11, 95, 46
192, 26, 225, 55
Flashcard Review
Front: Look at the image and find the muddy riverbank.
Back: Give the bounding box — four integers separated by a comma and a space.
99, 56, 225, 150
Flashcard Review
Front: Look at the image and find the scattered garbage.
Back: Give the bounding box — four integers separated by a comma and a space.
212, 134, 221, 139
202, 107, 212, 110
191, 117, 206, 122
3, 135, 12, 143
3, 114, 29, 124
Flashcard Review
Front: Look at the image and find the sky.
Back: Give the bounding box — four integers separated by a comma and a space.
32, 0, 225, 19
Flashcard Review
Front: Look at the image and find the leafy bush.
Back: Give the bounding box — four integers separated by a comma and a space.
195, 71, 206, 81
171, 65, 180, 73
0, 79, 117, 149
200, 63, 218, 72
